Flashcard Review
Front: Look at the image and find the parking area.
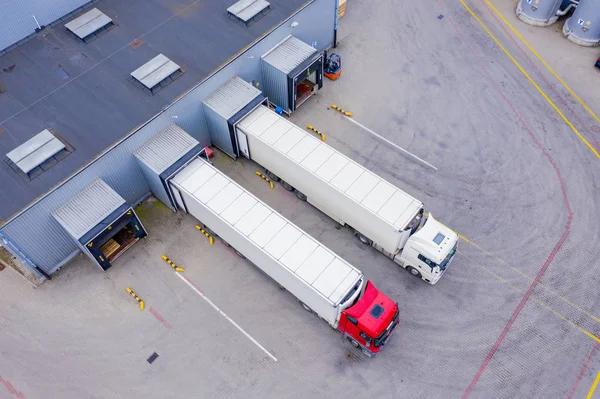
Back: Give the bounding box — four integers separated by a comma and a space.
1, 0, 600, 398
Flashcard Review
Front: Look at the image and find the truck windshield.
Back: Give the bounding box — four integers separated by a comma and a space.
438, 243, 457, 270
374, 306, 400, 348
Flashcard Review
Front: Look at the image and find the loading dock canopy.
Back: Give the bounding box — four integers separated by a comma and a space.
260, 35, 323, 113
135, 125, 200, 175
53, 179, 146, 270
134, 124, 203, 210
262, 35, 317, 75
53, 179, 128, 244
202, 76, 265, 157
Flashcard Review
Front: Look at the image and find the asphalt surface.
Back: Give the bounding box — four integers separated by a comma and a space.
1, 0, 600, 398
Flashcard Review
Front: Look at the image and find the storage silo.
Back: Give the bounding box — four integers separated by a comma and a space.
563, 0, 600, 46
516, 0, 570, 26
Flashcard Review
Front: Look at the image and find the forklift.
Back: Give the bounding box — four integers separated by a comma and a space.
324, 52, 342, 80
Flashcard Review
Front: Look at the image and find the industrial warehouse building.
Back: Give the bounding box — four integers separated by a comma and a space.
0, 0, 339, 283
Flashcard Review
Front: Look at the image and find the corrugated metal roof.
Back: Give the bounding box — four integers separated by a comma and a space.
202, 76, 263, 120
134, 124, 199, 175
261, 35, 317, 74
53, 179, 126, 240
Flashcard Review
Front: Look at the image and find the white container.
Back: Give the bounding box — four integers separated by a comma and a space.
236, 105, 423, 255
169, 158, 364, 326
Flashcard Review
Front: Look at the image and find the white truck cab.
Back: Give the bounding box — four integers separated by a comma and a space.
394, 214, 458, 284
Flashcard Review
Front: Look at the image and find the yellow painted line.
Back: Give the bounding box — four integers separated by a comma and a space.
484, 0, 600, 125
460, 252, 600, 344
587, 371, 600, 399
457, 233, 600, 324
459, 0, 600, 159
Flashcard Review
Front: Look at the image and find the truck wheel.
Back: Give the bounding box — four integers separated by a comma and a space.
222, 240, 231, 248
356, 233, 372, 246
265, 170, 280, 182
295, 190, 307, 201
300, 302, 312, 313
407, 266, 422, 278
347, 337, 360, 348
235, 250, 246, 259
281, 181, 294, 191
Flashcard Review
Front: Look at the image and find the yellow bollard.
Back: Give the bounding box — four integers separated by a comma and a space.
195, 225, 215, 245
330, 104, 353, 117
126, 287, 145, 311
306, 126, 326, 142
255, 171, 274, 189
161, 255, 185, 273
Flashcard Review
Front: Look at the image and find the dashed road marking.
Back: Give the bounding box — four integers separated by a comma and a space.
176, 273, 278, 362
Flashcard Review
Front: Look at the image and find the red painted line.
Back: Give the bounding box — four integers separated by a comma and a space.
149, 307, 172, 329
182, 274, 204, 295
431, 1, 573, 397
567, 342, 599, 399
16, 392, 26, 399
4, 381, 17, 394
482, 1, 600, 152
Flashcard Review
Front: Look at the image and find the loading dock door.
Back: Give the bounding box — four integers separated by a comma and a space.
53, 179, 147, 271
236, 130, 250, 159
290, 54, 323, 112
170, 186, 188, 212
83, 208, 147, 270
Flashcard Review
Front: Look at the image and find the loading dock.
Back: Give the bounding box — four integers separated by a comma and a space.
261, 35, 323, 114
202, 76, 266, 158
53, 179, 147, 271
134, 124, 206, 211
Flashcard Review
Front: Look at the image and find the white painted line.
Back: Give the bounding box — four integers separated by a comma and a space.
343, 116, 438, 171
176, 273, 278, 362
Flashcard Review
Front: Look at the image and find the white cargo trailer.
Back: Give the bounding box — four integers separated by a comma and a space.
168, 158, 399, 356
235, 105, 458, 284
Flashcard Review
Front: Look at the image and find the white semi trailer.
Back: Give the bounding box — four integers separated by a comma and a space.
234, 105, 458, 285
169, 158, 400, 356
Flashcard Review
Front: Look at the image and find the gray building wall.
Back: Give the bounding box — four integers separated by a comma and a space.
0, 0, 93, 52
0, 0, 336, 277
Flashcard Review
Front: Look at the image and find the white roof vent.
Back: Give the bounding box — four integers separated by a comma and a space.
130, 54, 183, 95
227, 0, 271, 25
6, 129, 66, 174
65, 8, 113, 42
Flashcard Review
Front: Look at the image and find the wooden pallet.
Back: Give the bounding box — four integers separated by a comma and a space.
100, 239, 121, 259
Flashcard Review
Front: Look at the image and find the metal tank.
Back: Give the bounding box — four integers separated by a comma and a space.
563, 0, 600, 46
516, 0, 571, 26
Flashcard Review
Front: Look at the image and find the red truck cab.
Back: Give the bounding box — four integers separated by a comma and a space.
338, 281, 400, 356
